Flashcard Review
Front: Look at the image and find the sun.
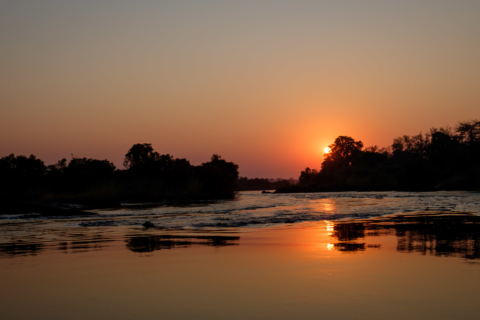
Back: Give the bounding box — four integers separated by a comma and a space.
324, 147, 331, 153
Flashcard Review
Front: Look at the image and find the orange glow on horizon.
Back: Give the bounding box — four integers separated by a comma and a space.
1, 2, 479, 178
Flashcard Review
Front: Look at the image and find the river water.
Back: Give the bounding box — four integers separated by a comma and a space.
1, 191, 480, 243
1, 191, 480, 319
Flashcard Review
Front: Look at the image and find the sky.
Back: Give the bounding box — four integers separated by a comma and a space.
1, 0, 479, 178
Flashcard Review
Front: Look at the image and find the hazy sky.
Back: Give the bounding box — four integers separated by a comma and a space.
1, 1, 479, 178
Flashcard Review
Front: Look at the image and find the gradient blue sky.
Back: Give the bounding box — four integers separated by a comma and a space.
1, 1, 479, 177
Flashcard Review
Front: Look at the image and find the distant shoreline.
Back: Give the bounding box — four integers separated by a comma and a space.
274, 186, 479, 193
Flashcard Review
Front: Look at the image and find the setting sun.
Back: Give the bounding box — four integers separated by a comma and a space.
324, 147, 331, 153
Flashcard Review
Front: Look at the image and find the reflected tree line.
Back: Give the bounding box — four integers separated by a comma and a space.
0, 238, 112, 258
0, 234, 240, 258
330, 212, 480, 260
3, 213, 478, 260
125, 234, 240, 253
0, 143, 239, 208
282, 119, 480, 192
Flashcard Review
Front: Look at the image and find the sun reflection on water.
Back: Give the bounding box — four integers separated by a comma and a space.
314, 199, 336, 214
325, 220, 334, 236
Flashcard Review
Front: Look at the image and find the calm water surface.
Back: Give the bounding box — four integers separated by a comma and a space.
1, 191, 480, 319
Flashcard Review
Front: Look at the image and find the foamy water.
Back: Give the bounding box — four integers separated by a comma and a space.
1, 191, 480, 245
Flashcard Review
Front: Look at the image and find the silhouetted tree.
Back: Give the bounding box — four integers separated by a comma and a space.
455, 120, 480, 172
456, 119, 480, 144
426, 127, 459, 169
285, 121, 480, 192
47, 158, 67, 173
61, 157, 116, 192
123, 143, 160, 170
322, 136, 363, 171
199, 154, 239, 197
1, 144, 241, 205
392, 133, 429, 157
299, 167, 318, 186
235, 177, 293, 191
0, 154, 46, 193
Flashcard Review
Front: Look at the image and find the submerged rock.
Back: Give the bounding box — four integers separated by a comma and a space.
142, 221, 155, 229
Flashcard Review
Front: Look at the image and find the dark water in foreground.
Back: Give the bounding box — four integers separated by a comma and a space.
1, 191, 480, 319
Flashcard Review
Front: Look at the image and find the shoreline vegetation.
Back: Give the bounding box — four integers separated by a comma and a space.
0, 143, 239, 214
277, 119, 480, 194
1, 119, 479, 214
234, 177, 296, 191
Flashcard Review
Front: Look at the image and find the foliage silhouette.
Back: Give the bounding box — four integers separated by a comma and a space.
0, 154, 46, 194
322, 136, 363, 171
0, 144, 240, 211
278, 119, 480, 193
123, 143, 160, 170
234, 177, 294, 191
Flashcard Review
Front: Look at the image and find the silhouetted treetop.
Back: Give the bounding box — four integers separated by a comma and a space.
456, 119, 480, 143
201, 154, 239, 181
123, 143, 160, 169
47, 158, 67, 173
0, 154, 45, 176
0, 154, 46, 193
299, 167, 318, 185
66, 157, 116, 177
198, 154, 239, 197
322, 136, 363, 170
392, 133, 429, 157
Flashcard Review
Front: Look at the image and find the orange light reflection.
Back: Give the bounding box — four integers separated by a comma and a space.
325, 220, 334, 238
316, 200, 336, 214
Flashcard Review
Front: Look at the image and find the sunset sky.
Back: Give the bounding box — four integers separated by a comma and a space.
1, 1, 479, 178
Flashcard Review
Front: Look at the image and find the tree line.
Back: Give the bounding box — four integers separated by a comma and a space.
234, 177, 295, 191
280, 119, 480, 192
0, 143, 239, 205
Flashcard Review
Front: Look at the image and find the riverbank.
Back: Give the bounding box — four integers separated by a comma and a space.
275, 184, 480, 193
